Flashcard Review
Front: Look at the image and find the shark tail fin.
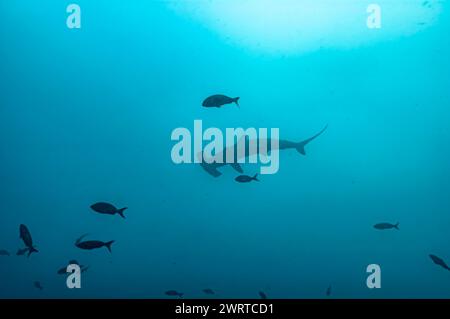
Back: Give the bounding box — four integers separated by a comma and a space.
105, 240, 115, 253
394, 223, 400, 230
117, 207, 127, 219
296, 125, 328, 156
234, 97, 240, 107
253, 174, 259, 182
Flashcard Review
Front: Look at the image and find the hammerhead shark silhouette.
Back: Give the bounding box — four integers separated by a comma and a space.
199, 125, 328, 177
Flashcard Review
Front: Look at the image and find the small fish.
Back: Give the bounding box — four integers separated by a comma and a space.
75, 237, 115, 253
57, 260, 89, 275
202, 289, 215, 295
19, 224, 38, 257
326, 285, 332, 297
34, 281, 43, 291
373, 222, 399, 230
202, 94, 240, 108
165, 290, 184, 298
259, 291, 267, 299
0, 249, 10, 256
235, 174, 259, 183
430, 254, 450, 271
91, 202, 127, 219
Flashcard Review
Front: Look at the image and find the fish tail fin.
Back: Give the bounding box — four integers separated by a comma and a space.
253, 174, 259, 181
296, 125, 328, 156
394, 222, 400, 230
117, 207, 127, 219
105, 240, 115, 253
178, 293, 184, 299
27, 247, 38, 257
234, 97, 240, 107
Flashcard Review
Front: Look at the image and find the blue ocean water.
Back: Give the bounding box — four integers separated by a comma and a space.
1, 0, 450, 298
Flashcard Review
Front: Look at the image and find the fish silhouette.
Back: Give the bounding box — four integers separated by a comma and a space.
57, 260, 89, 275
19, 224, 38, 257
33, 281, 43, 291
235, 174, 259, 183
430, 254, 450, 271
75, 235, 114, 253
165, 290, 184, 298
91, 202, 127, 219
202, 288, 215, 295
326, 285, 332, 297
374, 222, 399, 230
76, 240, 114, 253
259, 291, 267, 299
202, 94, 240, 108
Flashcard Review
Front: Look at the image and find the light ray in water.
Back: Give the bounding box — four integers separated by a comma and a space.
166, 0, 443, 55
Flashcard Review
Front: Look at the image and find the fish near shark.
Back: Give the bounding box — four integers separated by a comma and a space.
199, 125, 328, 177
235, 174, 259, 183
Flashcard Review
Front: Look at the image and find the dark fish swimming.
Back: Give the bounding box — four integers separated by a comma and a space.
259, 291, 267, 299
200, 125, 328, 177
235, 174, 259, 183
326, 285, 332, 297
57, 260, 89, 275
373, 222, 399, 230
429, 254, 450, 271
91, 202, 127, 219
202, 289, 215, 295
0, 249, 10, 256
75, 235, 114, 253
34, 281, 43, 291
165, 290, 184, 298
202, 94, 240, 108
19, 224, 38, 257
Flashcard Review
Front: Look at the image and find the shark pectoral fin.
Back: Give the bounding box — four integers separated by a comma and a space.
230, 162, 244, 173
200, 162, 223, 177
296, 145, 306, 155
